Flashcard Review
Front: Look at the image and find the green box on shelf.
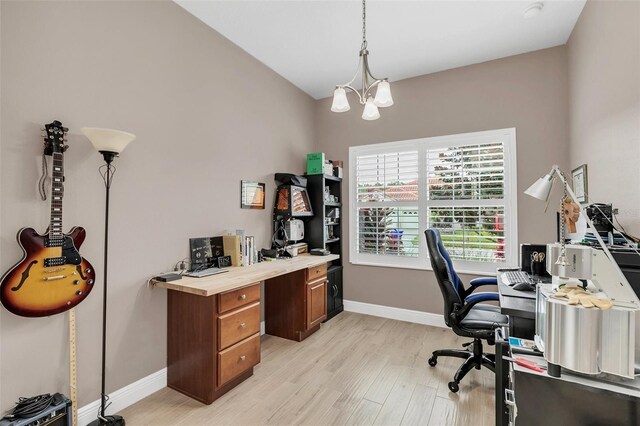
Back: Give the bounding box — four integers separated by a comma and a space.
306, 152, 325, 175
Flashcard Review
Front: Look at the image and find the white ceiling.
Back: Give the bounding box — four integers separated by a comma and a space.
176, 0, 586, 99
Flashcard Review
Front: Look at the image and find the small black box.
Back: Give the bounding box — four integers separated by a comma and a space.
155, 273, 182, 282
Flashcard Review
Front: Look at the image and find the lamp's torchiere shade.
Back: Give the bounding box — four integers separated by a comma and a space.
81, 127, 136, 154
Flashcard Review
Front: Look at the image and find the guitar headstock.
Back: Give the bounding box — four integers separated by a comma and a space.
42, 120, 69, 155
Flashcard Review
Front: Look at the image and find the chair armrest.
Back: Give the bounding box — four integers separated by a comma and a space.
463, 277, 498, 297
470, 277, 498, 287
464, 292, 499, 304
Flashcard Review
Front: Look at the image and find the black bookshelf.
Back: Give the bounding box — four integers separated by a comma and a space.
306, 174, 343, 320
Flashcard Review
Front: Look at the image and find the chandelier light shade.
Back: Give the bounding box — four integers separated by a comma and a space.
331, 0, 393, 120
81, 127, 136, 155
330, 87, 351, 112
362, 97, 381, 120
374, 80, 394, 107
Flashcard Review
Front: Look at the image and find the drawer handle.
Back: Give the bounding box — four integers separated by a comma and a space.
240, 294, 247, 300
240, 355, 246, 361
239, 322, 246, 328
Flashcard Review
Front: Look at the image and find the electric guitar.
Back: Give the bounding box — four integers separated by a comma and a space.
0, 121, 96, 317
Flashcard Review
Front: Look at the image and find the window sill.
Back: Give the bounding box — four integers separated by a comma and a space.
349, 260, 496, 277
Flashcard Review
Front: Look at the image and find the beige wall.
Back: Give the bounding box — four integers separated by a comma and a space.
567, 0, 640, 235
316, 47, 569, 313
0, 1, 315, 410
3, 0, 636, 415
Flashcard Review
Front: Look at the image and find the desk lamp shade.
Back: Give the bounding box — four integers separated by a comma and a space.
81, 127, 135, 155
524, 173, 554, 202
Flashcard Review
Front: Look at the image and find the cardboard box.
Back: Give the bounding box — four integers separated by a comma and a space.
307, 152, 325, 175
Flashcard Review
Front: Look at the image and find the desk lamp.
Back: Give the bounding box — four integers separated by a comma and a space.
525, 164, 633, 302
82, 127, 135, 426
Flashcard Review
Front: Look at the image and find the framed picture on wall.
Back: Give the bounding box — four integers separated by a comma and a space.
571, 164, 588, 204
241, 181, 265, 209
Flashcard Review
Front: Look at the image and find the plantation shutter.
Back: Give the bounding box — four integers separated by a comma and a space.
426, 142, 507, 262
349, 129, 516, 273
355, 151, 420, 258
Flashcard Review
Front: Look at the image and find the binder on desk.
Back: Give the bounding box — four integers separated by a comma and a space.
223, 235, 242, 266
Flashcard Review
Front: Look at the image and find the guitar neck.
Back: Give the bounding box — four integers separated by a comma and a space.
49, 152, 64, 242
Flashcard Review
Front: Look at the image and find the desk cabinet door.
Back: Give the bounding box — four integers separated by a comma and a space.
306, 280, 327, 330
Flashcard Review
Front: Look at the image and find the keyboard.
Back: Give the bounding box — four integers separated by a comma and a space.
184, 267, 228, 278
503, 270, 534, 285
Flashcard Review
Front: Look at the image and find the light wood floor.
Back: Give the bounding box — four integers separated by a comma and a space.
119, 312, 495, 425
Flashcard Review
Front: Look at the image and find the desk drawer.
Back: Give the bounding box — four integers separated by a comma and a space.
218, 302, 260, 350
306, 263, 327, 282
217, 333, 260, 387
218, 283, 260, 314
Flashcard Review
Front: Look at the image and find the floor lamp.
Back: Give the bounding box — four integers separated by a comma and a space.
82, 127, 136, 426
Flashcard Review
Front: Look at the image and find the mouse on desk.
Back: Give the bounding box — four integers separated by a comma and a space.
512, 282, 536, 292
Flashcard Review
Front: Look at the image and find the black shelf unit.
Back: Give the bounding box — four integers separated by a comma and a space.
306, 174, 343, 320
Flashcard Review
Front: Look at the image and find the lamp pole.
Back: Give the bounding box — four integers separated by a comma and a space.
89, 151, 123, 426
82, 126, 135, 426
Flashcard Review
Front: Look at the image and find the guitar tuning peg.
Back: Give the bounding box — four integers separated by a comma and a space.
41, 127, 45, 131
41, 133, 46, 137
64, 145, 69, 151
63, 137, 68, 142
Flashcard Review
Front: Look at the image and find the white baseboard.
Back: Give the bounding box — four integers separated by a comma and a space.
343, 300, 446, 328
78, 368, 167, 426
260, 320, 265, 335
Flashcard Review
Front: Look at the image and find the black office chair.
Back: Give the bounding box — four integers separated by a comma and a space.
424, 228, 508, 393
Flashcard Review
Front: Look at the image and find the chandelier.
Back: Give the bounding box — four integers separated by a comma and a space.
331, 0, 393, 120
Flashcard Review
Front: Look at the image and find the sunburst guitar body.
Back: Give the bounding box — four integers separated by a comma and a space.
1, 227, 95, 317
0, 120, 96, 317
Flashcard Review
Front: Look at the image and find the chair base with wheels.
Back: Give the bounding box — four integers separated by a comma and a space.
428, 338, 496, 393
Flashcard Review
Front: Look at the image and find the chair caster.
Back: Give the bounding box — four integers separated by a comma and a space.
448, 381, 459, 393
428, 356, 438, 367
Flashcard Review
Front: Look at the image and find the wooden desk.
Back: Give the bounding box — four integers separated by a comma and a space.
154, 254, 339, 296
153, 254, 339, 404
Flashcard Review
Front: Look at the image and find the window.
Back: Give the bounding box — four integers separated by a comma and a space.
349, 128, 517, 274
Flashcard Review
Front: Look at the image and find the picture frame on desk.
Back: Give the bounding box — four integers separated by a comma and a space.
241, 181, 266, 209
571, 164, 588, 204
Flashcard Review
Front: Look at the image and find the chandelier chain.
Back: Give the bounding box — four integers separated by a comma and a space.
361, 0, 367, 49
